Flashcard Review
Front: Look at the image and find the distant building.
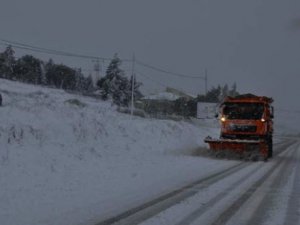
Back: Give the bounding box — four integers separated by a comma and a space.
142, 87, 194, 101
137, 87, 197, 118
197, 102, 218, 119
165, 87, 195, 100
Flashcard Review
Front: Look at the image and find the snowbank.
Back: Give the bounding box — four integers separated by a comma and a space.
0, 79, 227, 225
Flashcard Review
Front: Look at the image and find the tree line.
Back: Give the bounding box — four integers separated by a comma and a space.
0, 45, 239, 114
165, 84, 240, 118
0, 46, 94, 92
197, 83, 239, 103
0, 46, 143, 107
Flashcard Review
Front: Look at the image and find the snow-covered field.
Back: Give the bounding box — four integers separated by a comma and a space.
0, 79, 298, 225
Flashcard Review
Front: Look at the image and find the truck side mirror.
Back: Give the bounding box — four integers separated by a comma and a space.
215, 113, 219, 118
270, 106, 274, 118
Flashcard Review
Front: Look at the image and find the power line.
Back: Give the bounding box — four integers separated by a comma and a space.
0, 38, 132, 61
0, 38, 206, 83
136, 59, 205, 79
136, 70, 197, 96
0, 42, 56, 55
0, 38, 103, 60
136, 70, 168, 88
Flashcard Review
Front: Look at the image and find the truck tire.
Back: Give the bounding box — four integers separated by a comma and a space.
267, 136, 273, 158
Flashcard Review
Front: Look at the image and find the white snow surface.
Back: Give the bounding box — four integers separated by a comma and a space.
0, 79, 228, 225
0, 79, 297, 225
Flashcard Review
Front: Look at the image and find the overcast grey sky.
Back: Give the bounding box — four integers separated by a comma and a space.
0, 0, 300, 111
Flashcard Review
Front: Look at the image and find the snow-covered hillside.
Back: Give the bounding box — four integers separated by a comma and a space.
0, 79, 297, 225
0, 79, 225, 225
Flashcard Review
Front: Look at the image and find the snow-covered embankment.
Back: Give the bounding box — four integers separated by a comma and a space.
0, 79, 233, 225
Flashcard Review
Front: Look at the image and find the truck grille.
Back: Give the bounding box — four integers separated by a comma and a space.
230, 125, 257, 132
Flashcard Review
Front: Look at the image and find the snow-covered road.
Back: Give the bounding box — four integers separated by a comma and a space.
95, 139, 300, 225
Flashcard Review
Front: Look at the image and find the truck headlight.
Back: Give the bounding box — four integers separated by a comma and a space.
221, 116, 226, 122
261, 118, 266, 122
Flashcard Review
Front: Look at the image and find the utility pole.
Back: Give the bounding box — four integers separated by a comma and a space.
131, 53, 135, 118
205, 68, 208, 95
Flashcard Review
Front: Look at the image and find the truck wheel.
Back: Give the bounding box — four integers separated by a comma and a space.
268, 136, 273, 158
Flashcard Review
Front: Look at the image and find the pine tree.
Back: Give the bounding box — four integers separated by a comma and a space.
197, 85, 222, 103
97, 54, 132, 106
0, 45, 16, 79
14, 55, 42, 84
197, 83, 239, 103
45, 59, 55, 86
219, 84, 229, 101
45, 60, 77, 90
57, 65, 77, 90
228, 82, 239, 97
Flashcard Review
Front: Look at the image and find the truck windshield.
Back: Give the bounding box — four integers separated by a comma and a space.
223, 103, 264, 120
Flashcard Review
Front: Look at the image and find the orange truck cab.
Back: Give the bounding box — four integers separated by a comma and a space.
205, 94, 274, 160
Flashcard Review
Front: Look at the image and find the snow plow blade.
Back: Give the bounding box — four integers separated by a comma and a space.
204, 136, 268, 160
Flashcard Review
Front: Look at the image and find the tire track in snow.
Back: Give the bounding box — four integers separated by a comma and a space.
272, 138, 296, 157
95, 139, 296, 225
95, 162, 250, 225
283, 144, 300, 225
240, 143, 299, 225
208, 142, 297, 225
173, 162, 263, 225
172, 141, 296, 225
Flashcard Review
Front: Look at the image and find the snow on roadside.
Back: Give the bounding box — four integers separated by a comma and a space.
0, 79, 298, 225
0, 79, 236, 225
274, 110, 300, 136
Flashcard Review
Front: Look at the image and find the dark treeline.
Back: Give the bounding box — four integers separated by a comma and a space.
197, 83, 239, 103
167, 84, 240, 118
0, 46, 94, 92
0, 46, 143, 107
162, 83, 239, 118
0, 45, 238, 114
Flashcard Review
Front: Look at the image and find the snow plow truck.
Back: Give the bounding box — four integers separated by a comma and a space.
204, 94, 274, 161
